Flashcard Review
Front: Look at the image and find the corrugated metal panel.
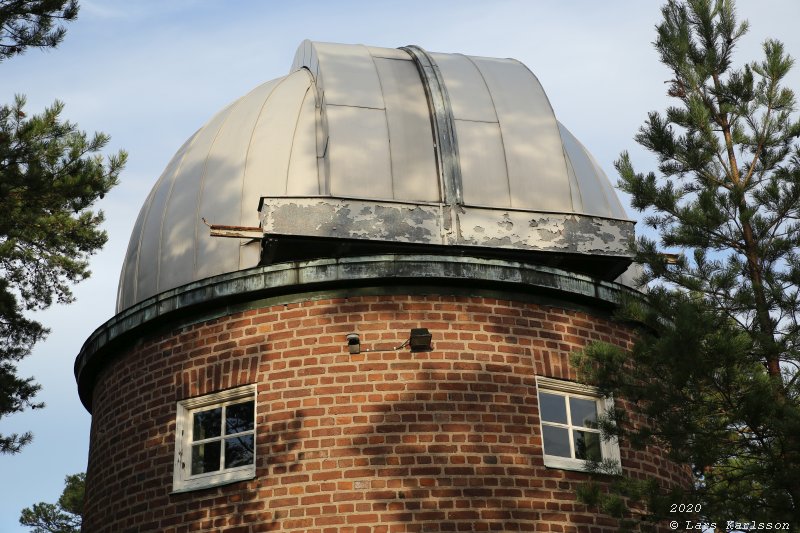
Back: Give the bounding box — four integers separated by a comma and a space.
327, 105, 393, 198
455, 120, 509, 207
430, 52, 496, 123
195, 82, 282, 281
312, 42, 384, 109
372, 57, 438, 202
559, 123, 608, 217
244, 72, 311, 197
135, 136, 195, 305
157, 98, 235, 297
468, 56, 572, 212
592, 158, 627, 219
562, 142, 586, 214
584, 140, 627, 220
117, 185, 155, 311
559, 123, 626, 219
286, 80, 322, 196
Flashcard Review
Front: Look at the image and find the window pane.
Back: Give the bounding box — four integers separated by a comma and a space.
569, 397, 598, 428
192, 407, 221, 440
539, 392, 567, 424
191, 441, 221, 475
226, 401, 254, 435
542, 425, 571, 457
225, 435, 254, 468
574, 430, 602, 461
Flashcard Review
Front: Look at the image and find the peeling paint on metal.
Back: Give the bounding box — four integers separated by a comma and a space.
260, 196, 634, 258
456, 206, 633, 256
498, 214, 513, 231
262, 197, 440, 244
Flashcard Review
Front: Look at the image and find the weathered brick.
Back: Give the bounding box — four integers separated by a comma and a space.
84, 295, 684, 533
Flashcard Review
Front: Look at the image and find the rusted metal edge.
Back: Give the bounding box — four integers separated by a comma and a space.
207, 224, 263, 239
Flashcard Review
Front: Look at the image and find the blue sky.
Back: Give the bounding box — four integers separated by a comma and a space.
1, 1, 799, 530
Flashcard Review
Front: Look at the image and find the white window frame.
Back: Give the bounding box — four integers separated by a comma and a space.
172, 384, 257, 493
535, 376, 621, 473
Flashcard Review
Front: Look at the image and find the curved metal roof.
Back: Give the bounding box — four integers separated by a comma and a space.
117, 41, 633, 312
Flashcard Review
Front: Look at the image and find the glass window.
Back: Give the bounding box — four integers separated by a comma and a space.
173, 385, 257, 492
569, 397, 598, 428
539, 392, 568, 424
536, 377, 620, 472
542, 425, 571, 458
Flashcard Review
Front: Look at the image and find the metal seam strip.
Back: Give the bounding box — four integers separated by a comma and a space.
400, 45, 463, 206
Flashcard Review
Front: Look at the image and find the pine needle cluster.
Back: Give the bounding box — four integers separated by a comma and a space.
574, 0, 800, 527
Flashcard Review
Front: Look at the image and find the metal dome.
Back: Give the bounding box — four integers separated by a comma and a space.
117, 40, 634, 312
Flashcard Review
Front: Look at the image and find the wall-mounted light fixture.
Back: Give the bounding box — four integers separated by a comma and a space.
344, 328, 432, 354
346, 333, 361, 354
409, 328, 432, 352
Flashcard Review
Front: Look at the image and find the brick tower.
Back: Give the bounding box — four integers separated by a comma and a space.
75, 41, 685, 532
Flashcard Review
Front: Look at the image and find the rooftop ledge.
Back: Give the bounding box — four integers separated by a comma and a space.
75, 254, 637, 412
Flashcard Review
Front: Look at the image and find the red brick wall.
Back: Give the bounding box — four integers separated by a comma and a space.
84, 294, 686, 532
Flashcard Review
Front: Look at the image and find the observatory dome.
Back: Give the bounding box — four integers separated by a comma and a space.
117, 40, 633, 312
77, 41, 691, 533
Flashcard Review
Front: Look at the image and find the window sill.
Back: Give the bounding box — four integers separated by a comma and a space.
171, 470, 256, 494
543, 455, 621, 475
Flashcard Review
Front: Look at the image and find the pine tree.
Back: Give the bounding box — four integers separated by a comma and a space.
0, 0, 125, 453
573, 0, 800, 527
19, 472, 84, 533
1, 0, 78, 60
